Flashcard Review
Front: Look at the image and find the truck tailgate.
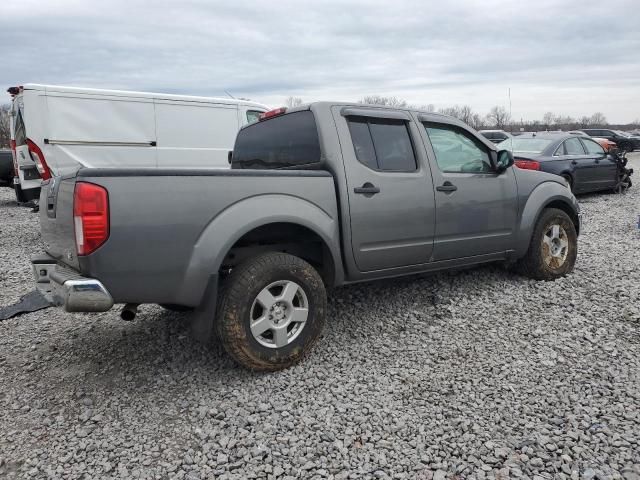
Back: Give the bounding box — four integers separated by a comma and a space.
39, 175, 81, 271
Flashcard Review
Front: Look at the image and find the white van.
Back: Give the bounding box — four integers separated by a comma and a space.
8, 84, 269, 201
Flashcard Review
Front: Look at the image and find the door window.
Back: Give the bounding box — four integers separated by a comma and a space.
564, 137, 586, 155
347, 117, 417, 172
424, 124, 492, 173
581, 138, 605, 155
246, 110, 262, 124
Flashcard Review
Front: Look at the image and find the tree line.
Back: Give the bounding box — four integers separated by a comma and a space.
286, 96, 639, 132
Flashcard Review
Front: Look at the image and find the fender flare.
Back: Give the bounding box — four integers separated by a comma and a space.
176, 193, 343, 306
514, 181, 579, 258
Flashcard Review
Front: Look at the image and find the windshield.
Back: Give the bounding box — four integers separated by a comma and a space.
615, 130, 630, 137
496, 137, 554, 154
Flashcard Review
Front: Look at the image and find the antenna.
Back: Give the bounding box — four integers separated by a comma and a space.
224, 90, 236, 99
508, 88, 512, 133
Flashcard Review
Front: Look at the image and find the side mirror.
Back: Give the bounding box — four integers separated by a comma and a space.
495, 149, 514, 173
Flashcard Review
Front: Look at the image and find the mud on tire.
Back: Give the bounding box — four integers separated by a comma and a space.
216, 252, 326, 371
517, 208, 577, 281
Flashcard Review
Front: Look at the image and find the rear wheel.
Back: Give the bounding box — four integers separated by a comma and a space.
216, 252, 326, 371
517, 208, 577, 280
561, 174, 574, 192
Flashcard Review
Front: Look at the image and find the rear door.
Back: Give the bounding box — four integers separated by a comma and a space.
333, 107, 436, 272
419, 119, 518, 261
12, 102, 43, 192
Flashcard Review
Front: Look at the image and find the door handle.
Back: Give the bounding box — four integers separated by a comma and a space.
571, 160, 578, 165
354, 183, 380, 195
436, 182, 457, 193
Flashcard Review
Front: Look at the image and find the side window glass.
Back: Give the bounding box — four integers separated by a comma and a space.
553, 144, 565, 156
347, 118, 377, 170
246, 110, 262, 124
582, 138, 605, 155
347, 117, 417, 172
424, 123, 492, 173
564, 137, 585, 155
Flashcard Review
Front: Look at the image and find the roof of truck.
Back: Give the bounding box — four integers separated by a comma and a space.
20, 84, 269, 109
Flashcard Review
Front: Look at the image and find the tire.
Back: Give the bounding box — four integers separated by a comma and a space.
159, 304, 193, 312
216, 252, 326, 371
517, 208, 577, 281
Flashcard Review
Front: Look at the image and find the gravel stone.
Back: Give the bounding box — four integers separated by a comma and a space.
1, 154, 640, 479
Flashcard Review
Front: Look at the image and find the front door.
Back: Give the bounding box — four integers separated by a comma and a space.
333, 107, 436, 272
419, 121, 518, 261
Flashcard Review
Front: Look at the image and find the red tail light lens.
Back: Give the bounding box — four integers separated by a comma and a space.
514, 159, 541, 170
73, 182, 109, 255
259, 107, 287, 121
26, 139, 52, 180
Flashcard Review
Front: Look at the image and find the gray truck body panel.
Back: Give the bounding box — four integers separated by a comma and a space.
36, 102, 580, 312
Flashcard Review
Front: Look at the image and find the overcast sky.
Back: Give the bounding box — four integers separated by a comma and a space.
2, 0, 639, 123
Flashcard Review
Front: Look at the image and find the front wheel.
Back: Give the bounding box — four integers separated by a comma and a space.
216, 252, 326, 371
517, 208, 577, 280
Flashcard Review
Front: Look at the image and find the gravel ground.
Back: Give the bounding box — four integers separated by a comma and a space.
1, 156, 639, 480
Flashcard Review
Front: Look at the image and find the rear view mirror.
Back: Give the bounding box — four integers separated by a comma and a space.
495, 149, 514, 173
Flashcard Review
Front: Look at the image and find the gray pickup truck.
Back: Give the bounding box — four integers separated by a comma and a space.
32, 102, 581, 370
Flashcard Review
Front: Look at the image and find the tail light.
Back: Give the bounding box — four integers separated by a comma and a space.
259, 107, 287, 121
10, 139, 18, 176
26, 139, 52, 180
73, 182, 109, 256
514, 159, 541, 171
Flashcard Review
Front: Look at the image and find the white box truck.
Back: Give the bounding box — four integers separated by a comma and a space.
7, 84, 269, 202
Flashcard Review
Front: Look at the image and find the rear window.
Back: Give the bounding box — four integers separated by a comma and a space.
497, 137, 553, 154
14, 110, 27, 146
232, 111, 321, 169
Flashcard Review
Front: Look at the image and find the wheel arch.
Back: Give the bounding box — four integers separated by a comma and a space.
515, 182, 580, 258
176, 194, 343, 307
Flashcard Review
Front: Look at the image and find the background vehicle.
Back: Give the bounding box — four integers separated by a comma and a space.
580, 129, 638, 152
0, 149, 14, 188
32, 103, 580, 371
479, 129, 512, 143
498, 133, 626, 194
7, 84, 268, 198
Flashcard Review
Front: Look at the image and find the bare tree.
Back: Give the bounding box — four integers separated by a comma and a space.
417, 103, 435, 112
589, 112, 607, 126
579, 116, 591, 127
359, 96, 409, 108
542, 112, 555, 129
285, 96, 304, 108
0, 104, 11, 149
487, 106, 511, 129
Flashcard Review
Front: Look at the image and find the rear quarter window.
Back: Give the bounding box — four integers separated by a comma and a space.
232, 111, 321, 169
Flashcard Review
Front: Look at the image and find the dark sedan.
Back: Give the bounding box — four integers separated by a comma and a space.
496, 133, 622, 194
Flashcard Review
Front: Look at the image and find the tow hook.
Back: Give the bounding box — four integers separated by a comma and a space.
120, 303, 139, 321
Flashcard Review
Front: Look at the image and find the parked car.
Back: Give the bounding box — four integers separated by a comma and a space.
0, 149, 14, 188
7, 84, 268, 202
479, 129, 512, 143
580, 129, 639, 152
497, 133, 623, 194
32, 103, 581, 371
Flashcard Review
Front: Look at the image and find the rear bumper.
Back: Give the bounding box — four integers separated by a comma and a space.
32, 254, 114, 312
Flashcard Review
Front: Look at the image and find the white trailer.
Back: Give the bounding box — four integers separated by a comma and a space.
8, 84, 269, 202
